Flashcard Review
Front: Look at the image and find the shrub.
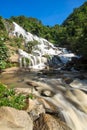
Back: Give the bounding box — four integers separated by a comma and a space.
0, 83, 27, 110
26, 40, 39, 53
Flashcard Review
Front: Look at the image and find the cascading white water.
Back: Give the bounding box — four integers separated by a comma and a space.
12, 22, 79, 70
18, 49, 35, 68
18, 49, 46, 69
33, 56, 37, 65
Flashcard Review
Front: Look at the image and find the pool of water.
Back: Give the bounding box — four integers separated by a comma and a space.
0, 69, 38, 88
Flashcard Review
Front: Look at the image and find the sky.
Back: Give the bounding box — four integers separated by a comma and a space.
0, 0, 87, 26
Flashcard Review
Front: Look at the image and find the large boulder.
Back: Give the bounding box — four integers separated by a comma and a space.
33, 113, 71, 130
0, 106, 33, 130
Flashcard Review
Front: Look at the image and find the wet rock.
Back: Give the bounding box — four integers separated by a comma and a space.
34, 86, 42, 91
70, 79, 87, 90
35, 98, 65, 122
74, 75, 85, 80
26, 80, 38, 87
41, 89, 54, 97
63, 77, 73, 84
29, 104, 45, 121
33, 113, 71, 130
48, 55, 62, 68
0, 106, 33, 130
26, 97, 65, 122
37, 98, 59, 112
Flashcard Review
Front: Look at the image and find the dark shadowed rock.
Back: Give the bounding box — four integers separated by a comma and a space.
63, 77, 73, 84
33, 114, 71, 130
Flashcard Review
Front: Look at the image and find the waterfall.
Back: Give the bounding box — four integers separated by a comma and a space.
12, 22, 79, 70
18, 49, 46, 69
18, 49, 35, 68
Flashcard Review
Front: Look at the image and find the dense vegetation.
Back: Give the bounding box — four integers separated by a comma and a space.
0, 17, 9, 70
0, 83, 27, 110
62, 2, 87, 56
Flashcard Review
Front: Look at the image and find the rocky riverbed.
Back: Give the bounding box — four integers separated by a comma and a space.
0, 67, 87, 130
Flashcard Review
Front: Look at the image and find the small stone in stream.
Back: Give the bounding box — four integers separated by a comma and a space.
26, 80, 38, 87
64, 78, 73, 84
41, 89, 54, 97
17, 79, 24, 82
34, 86, 41, 91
